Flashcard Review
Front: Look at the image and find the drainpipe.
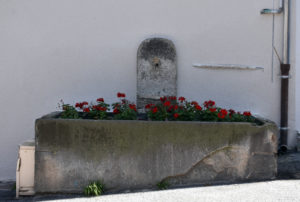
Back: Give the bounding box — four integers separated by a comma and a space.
280, 0, 291, 152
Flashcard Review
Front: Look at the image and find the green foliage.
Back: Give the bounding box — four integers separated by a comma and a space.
60, 104, 79, 119
88, 100, 110, 120
84, 181, 105, 197
156, 180, 169, 190
112, 94, 137, 120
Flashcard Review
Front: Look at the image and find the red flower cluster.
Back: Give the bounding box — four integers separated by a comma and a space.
229, 109, 235, 115
92, 106, 107, 111
178, 97, 186, 102
243, 111, 252, 116
117, 92, 126, 98
218, 109, 228, 119
113, 108, 119, 114
168, 105, 179, 112
169, 96, 177, 100
160, 96, 167, 102
191, 101, 199, 106
129, 104, 137, 112
204, 100, 215, 108
83, 108, 90, 113
173, 113, 179, 119
145, 103, 155, 109
152, 107, 158, 113
191, 101, 202, 111
164, 101, 171, 107
195, 105, 202, 111
75, 101, 88, 109
97, 98, 104, 102
209, 108, 216, 113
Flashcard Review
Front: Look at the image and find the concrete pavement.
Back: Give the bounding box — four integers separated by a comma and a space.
0, 180, 297, 201
38, 180, 300, 202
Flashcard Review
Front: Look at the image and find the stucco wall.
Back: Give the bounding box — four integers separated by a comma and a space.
295, 1, 300, 133
0, 0, 296, 180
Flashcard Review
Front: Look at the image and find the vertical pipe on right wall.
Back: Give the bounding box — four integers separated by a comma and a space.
280, 0, 291, 152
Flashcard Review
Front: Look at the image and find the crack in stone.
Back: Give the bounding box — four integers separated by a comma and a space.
161, 145, 240, 182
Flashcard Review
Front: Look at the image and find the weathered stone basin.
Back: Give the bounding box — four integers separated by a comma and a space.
35, 112, 278, 193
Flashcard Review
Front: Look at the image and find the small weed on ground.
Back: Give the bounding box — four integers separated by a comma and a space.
156, 180, 169, 190
84, 181, 105, 196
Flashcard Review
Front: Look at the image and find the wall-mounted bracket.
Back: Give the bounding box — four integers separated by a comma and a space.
193, 64, 264, 70
279, 75, 291, 79
261, 0, 283, 14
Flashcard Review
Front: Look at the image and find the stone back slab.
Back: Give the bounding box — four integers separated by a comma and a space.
137, 38, 177, 112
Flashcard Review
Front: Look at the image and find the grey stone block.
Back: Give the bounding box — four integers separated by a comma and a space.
137, 38, 177, 112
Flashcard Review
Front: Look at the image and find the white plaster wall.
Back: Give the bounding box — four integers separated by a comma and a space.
0, 0, 295, 180
295, 0, 300, 133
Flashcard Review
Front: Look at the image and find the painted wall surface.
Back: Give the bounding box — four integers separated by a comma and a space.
0, 0, 296, 180
296, 0, 300, 133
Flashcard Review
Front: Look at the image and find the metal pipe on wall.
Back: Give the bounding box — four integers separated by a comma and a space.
280, 0, 291, 152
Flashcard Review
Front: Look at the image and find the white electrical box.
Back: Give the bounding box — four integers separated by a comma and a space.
16, 140, 35, 198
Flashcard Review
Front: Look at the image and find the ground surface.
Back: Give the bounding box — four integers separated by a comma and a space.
1, 152, 300, 202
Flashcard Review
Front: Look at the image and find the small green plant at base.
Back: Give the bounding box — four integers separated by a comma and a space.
84, 181, 105, 197
156, 180, 169, 190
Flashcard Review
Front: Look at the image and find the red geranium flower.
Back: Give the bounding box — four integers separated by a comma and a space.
97, 98, 104, 102
243, 111, 252, 116
160, 96, 167, 102
174, 105, 179, 110
218, 109, 228, 119
195, 105, 202, 111
229, 109, 236, 115
164, 101, 171, 107
168, 105, 174, 112
191, 101, 199, 106
169, 96, 177, 100
129, 104, 137, 111
83, 108, 90, 113
113, 108, 119, 114
174, 113, 179, 119
145, 103, 154, 109
178, 97, 186, 102
152, 107, 158, 114
209, 108, 217, 113
75, 102, 88, 109
218, 112, 225, 119
94, 106, 107, 111
117, 92, 126, 98
204, 100, 215, 108
220, 109, 228, 116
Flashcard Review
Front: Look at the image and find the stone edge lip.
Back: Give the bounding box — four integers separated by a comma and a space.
36, 111, 277, 128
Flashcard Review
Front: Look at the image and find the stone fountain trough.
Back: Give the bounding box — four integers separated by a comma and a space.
34, 38, 278, 193
35, 114, 277, 193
